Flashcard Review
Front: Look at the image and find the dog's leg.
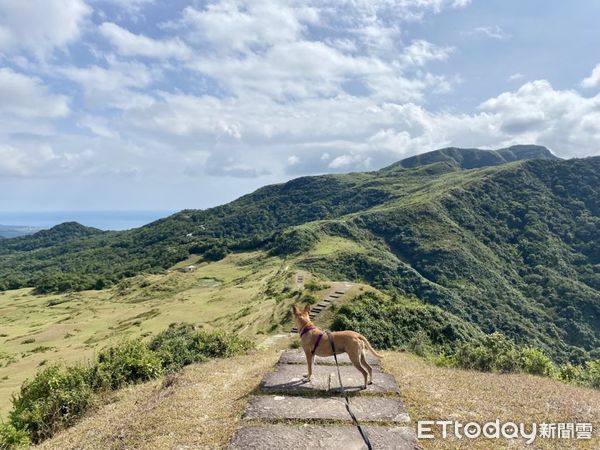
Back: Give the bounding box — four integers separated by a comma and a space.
303, 350, 313, 382
348, 349, 369, 389
360, 348, 373, 385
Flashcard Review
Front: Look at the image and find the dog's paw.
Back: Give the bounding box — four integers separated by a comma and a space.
368, 381, 373, 385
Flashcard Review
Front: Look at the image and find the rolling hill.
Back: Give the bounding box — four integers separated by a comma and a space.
0, 145, 598, 363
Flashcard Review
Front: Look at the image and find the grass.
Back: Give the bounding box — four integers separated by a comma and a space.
383, 351, 600, 449
0, 251, 291, 417
32, 346, 599, 449
308, 235, 366, 257
36, 340, 287, 449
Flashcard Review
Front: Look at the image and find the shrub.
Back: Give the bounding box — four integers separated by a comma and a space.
556, 363, 584, 383
203, 245, 228, 262
299, 292, 319, 305
432, 353, 456, 368
149, 324, 208, 371
454, 332, 521, 373
407, 331, 433, 357
331, 292, 481, 354
193, 329, 254, 358
4, 325, 253, 447
582, 360, 600, 388
304, 280, 327, 292
521, 347, 554, 376
88, 340, 163, 390
149, 324, 254, 371
9, 365, 94, 444
0, 422, 30, 449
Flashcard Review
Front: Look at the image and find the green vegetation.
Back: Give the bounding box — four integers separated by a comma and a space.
148, 323, 253, 372
331, 292, 483, 354
1, 326, 253, 448
332, 292, 600, 389
0, 251, 291, 417
0, 146, 597, 374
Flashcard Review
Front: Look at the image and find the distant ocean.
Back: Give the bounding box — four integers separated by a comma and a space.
0, 211, 176, 231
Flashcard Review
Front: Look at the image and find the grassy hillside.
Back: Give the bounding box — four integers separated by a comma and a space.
1, 147, 598, 364
0, 251, 294, 417
34, 344, 600, 450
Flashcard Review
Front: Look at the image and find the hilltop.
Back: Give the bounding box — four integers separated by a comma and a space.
381, 144, 558, 171
36, 344, 600, 450
0, 146, 598, 363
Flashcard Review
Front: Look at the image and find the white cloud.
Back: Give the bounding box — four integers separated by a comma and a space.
508, 72, 524, 81
468, 25, 510, 40
329, 153, 372, 169
181, 1, 317, 54
0, 143, 93, 177
1, 0, 598, 192
99, 22, 192, 60
401, 39, 453, 66
287, 155, 300, 166
59, 58, 157, 110
0, 0, 90, 57
179, 1, 455, 103
581, 63, 600, 88
0, 68, 69, 118
95, 0, 154, 12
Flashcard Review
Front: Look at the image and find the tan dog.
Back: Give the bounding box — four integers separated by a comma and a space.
291, 304, 383, 389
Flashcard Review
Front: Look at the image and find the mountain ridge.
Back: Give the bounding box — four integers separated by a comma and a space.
0, 147, 598, 363
380, 144, 558, 172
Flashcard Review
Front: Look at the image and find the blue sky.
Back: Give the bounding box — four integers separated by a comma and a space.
1, 0, 599, 216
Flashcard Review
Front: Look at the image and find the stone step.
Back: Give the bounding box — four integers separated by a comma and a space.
244, 395, 409, 423
316, 303, 328, 307
329, 295, 340, 298
260, 364, 398, 395
334, 291, 345, 294
279, 349, 380, 366
229, 424, 418, 449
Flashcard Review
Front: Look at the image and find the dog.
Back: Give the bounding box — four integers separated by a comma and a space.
291, 303, 383, 389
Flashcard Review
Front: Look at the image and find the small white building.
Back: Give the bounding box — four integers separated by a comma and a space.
184, 265, 196, 272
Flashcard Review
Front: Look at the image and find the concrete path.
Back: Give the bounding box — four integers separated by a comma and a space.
290, 283, 353, 333
229, 350, 419, 449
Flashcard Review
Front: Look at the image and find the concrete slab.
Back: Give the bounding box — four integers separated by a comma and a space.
229, 424, 418, 449
244, 395, 410, 422
278, 349, 381, 366
260, 364, 398, 395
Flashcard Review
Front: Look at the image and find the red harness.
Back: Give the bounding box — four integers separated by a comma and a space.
299, 324, 324, 355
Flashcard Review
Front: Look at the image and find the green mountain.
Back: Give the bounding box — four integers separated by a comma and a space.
382, 144, 558, 171
1, 146, 598, 362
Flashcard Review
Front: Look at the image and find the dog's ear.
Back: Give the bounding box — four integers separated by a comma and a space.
303, 304, 311, 314
291, 304, 299, 315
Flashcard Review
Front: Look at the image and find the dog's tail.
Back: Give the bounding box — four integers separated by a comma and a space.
359, 335, 384, 359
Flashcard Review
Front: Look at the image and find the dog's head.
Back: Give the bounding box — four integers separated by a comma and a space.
291, 303, 311, 328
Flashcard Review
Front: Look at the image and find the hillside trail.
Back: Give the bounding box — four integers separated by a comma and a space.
232, 282, 419, 449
